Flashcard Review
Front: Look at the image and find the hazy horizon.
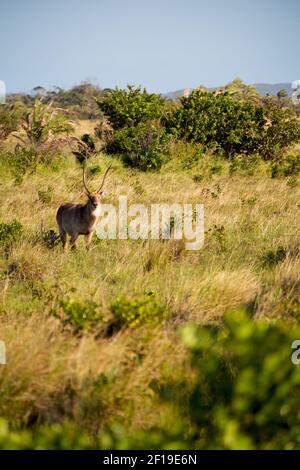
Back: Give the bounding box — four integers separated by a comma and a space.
1, 0, 299, 94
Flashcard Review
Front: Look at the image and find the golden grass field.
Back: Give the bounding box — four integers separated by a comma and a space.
0, 123, 300, 437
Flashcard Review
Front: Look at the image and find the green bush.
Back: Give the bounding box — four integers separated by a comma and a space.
56, 299, 104, 333
164, 89, 265, 156
110, 294, 167, 328
176, 311, 300, 449
97, 85, 167, 130
0, 419, 93, 450
260, 246, 286, 268
164, 90, 300, 159
229, 154, 266, 176
12, 99, 73, 166
5, 146, 41, 182
107, 121, 170, 171
259, 98, 300, 160
38, 186, 54, 204
0, 219, 23, 248
0, 103, 23, 141
271, 153, 300, 178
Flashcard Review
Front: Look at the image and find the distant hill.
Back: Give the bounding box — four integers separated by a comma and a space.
253, 83, 292, 97
165, 83, 292, 100
164, 89, 185, 99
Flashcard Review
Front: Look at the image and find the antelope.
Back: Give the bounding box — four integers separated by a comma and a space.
56, 164, 111, 251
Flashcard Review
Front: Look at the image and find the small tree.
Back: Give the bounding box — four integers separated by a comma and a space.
106, 120, 169, 171
164, 89, 300, 159
97, 85, 167, 129
0, 103, 23, 141
13, 99, 73, 156
258, 97, 300, 159
224, 78, 261, 104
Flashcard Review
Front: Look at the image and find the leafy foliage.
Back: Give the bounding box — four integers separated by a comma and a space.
164, 89, 265, 155
164, 89, 300, 158
107, 120, 169, 170
258, 98, 300, 159
110, 293, 167, 328
38, 186, 54, 204
260, 246, 286, 268
56, 299, 104, 333
97, 85, 167, 130
271, 153, 300, 178
177, 311, 300, 449
0, 103, 23, 141
0, 419, 93, 450
224, 78, 261, 104
0, 219, 23, 248
14, 99, 73, 154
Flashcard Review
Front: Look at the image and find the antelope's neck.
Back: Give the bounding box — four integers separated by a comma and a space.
91, 205, 101, 218
87, 202, 101, 219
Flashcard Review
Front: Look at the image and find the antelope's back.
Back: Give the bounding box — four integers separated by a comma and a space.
56, 203, 85, 231
56, 203, 74, 224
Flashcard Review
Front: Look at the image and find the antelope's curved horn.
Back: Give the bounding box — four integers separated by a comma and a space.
82, 160, 91, 195
98, 165, 112, 193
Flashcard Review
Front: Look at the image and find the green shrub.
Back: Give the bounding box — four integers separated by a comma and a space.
12, 99, 73, 169
260, 246, 286, 268
19, 99, 73, 147
271, 153, 300, 178
259, 98, 300, 160
164, 90, 300, 159
164, 89, 265, 156
177, 311, 300, 449
107, 121, 170, 171
0, 419, 93, 450
286, 177, 299, 188
110, 294, 167, 328
38, 186, 54, 204
168, 140, 205, 170
0, 219, 23, 248
0, 103, 23, 141
5, 145, 48, 181
56, 299, 104, 333
97, 85, 167, 130
229, 154, 266, 176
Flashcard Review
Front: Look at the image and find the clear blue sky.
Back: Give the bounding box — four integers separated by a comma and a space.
0, 0, 299, 94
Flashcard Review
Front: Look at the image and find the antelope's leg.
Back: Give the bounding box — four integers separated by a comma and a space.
59, 228, 67, 252
70, 234, 78, 251
85, 232, 94, 251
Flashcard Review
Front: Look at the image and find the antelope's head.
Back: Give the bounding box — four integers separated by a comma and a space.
83, 164, 112, 210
